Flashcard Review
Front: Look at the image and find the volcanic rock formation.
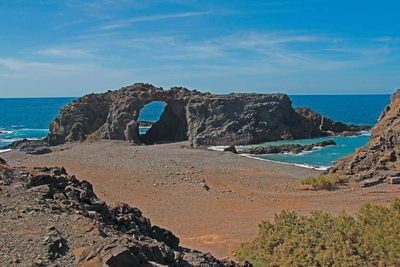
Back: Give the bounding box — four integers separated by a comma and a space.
329, 89, 400, 181
48, 83, 368, 147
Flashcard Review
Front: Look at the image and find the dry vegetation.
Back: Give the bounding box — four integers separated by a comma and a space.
301, 174, 347, 190
236, 198, 400, 267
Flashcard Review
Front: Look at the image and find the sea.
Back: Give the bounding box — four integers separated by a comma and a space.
0, 95, 390, 169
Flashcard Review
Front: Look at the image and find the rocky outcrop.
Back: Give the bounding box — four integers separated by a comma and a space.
293, 107, 370, 137
329, 89, 400, 182
0, 164, 248, 267
49, 83, 369, 147
49, 84, 193, 145
241, 140, 336, 155
2, 139, 51, 155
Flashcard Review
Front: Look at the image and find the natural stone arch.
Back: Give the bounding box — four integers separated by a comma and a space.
49, 83, 194, 145
49, 83, 369, 147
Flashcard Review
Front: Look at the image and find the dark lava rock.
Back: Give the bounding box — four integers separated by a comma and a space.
48, 83, 370, 147
0, 164, 249, 267
3, 139, 51, 155
224, 145, 238, 154
242, 140, 337, 154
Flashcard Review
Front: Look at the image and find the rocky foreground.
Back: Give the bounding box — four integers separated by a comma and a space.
0, 161, 250, 267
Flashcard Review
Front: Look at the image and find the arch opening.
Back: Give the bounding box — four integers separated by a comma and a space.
137, 100, 188, 144
137, 101, 165, 135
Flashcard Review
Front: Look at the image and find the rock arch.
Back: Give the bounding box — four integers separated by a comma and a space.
49, 84, 195, 145
48, 83, 369, 147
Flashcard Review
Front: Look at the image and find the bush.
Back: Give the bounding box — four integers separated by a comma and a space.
236, 198, 400, 267
301, 174, 346, 190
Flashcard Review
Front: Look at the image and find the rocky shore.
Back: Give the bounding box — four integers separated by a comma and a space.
2, 139, 51, 155
240, 140, 336, 154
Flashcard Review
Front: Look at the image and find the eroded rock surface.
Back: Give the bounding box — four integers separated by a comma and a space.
48, 83, 369, 147
329, 89, 400, 182
0, 164, 248, 267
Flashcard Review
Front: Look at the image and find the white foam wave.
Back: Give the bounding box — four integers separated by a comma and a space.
0, 149, 12, 153
360, 131, 371, 136
208, 146, 229, 152
0, 138, 20, 143
312, 146, 324, 149
238, 153, 329, 170
294, 163, 330, 171
283, 150, 314, 156
0, 130, 13, 134
315, 166, 330, 171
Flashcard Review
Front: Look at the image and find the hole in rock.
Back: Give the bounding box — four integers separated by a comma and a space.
137, 101, 189, 144
137, 101, 164, 135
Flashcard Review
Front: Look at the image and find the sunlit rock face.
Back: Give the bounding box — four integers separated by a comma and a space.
329, 89, 400, 181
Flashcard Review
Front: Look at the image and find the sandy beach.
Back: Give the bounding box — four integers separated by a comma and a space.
2, 140, 399, 259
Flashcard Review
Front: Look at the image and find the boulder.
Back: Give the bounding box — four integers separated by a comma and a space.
74, 239, 143, 267
0, 156, 6, 165
224, 145, 238, 154
18, 140, 51, 155
2, 139, 51, 155
329, 89, 400, 182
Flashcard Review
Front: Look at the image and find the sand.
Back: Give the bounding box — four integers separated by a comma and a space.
2, 140, 399, 259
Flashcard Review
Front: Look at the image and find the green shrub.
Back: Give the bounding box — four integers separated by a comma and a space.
236, 198, 400, 267
301, 174, 346, 190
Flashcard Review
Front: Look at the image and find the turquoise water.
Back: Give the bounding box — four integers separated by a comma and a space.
224, 94, 390, 169
236, 133, 370, 170
0, 94, 391, 169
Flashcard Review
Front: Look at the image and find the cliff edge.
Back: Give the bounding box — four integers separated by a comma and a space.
329, 89, 400, 181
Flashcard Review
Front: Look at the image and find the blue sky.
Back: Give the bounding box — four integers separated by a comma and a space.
0, 0, 399, 97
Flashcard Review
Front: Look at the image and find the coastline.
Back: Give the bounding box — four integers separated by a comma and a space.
1, 140, 399, 259
208, 146, 331, 171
